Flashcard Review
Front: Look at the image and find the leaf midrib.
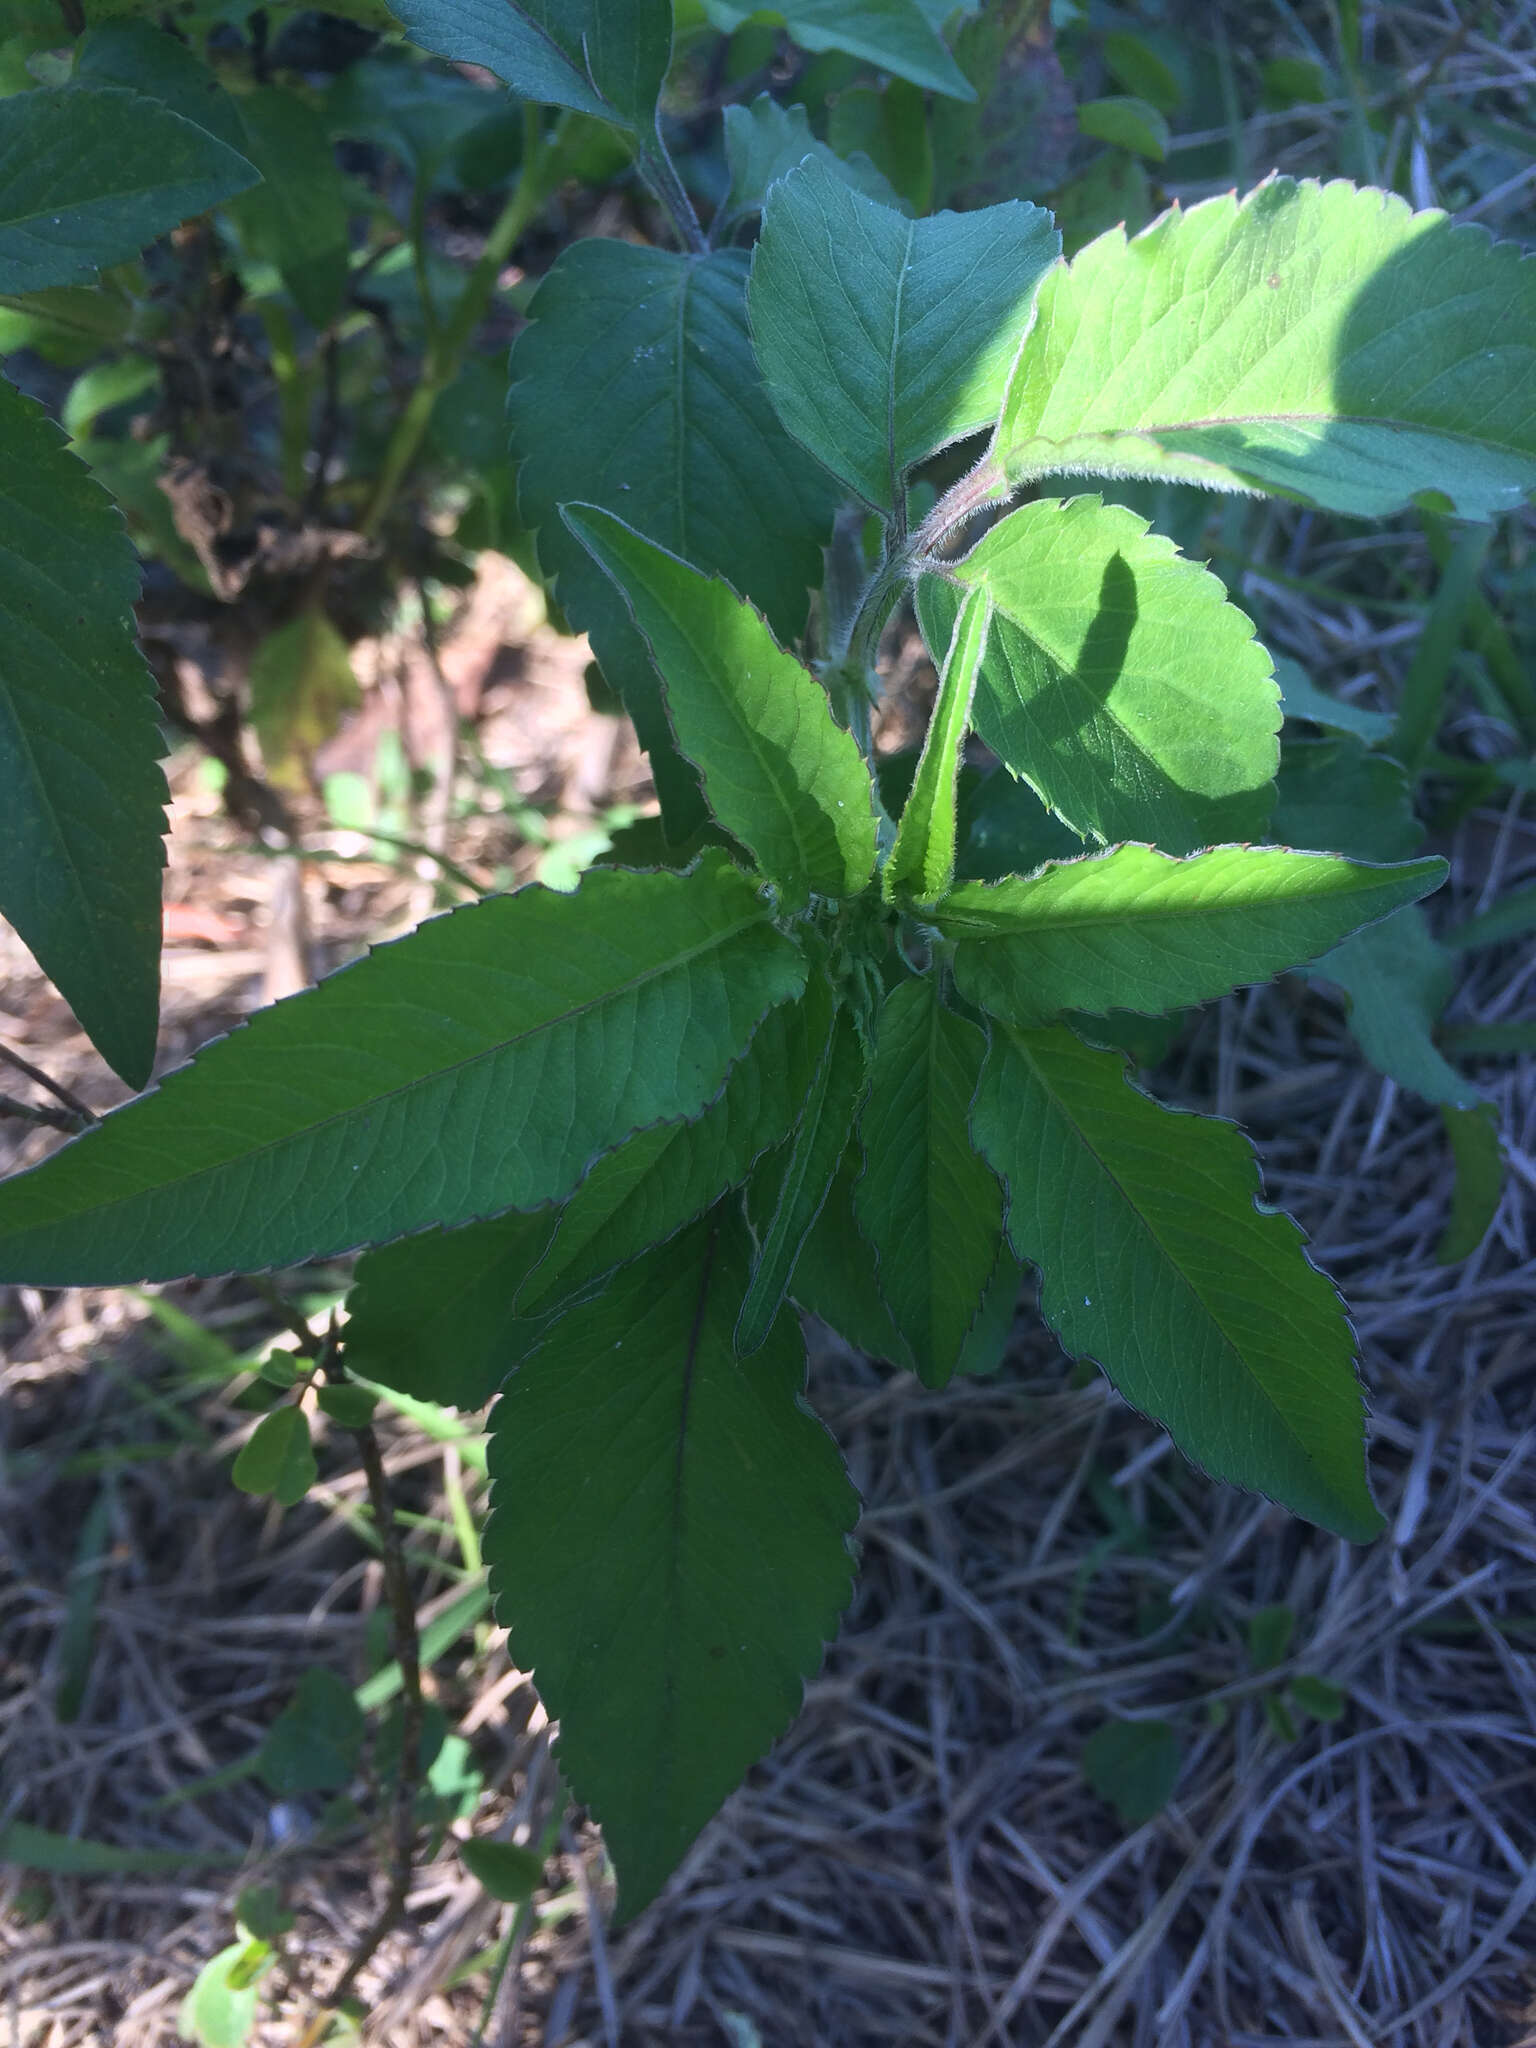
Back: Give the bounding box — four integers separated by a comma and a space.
1013, 1031, 1345, 1490
11, 898, 779, 1236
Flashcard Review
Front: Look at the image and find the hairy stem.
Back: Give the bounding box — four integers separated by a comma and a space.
634, 123, 707, 255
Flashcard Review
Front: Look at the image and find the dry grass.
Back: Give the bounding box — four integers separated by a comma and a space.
5, 3, 1536, 2043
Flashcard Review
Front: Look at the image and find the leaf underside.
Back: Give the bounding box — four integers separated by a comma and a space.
971, 1022, 1382, 1541
484, 1209, 859, 1919
0, 857, 804, 1283
992, 177, 1536, 521
0, 379, 167, 1087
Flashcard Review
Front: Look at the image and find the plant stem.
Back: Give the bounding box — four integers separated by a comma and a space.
362, 105, 553, 541
0, 1092, 91, 1135
634, 124, 707, 254
327, 1408, 425, 2010
0, 1041, 97, 1125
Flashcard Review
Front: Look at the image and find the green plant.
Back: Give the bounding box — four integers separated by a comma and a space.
3, 0, 1535, 1932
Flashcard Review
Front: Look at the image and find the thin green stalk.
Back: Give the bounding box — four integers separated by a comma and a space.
1392, 523, 1491, 775
362, 106, 553, 540
633, 124, 707, 255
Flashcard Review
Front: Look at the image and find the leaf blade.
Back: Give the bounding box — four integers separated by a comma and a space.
390, 0, 671, 128
484, 1210, 858, 1918
991, 178, 1536, 522
918, 495, 1279, 852
0, 856, 805, 1284
568, 508, 877, 904
886, 586, 989, 904
749, 155, 1058, 512
940, 843, 1447, 1024
0, 84, 257, 292
971, 1022, 1382, 1540
0, 377, 167, 1087
853, 978, 1003, 1388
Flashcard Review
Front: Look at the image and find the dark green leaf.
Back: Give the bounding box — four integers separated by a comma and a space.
853, 979, 1002, 1389
886, 586, 988, 904
523, 987, 827, 1313
345, 1210, 563, 1410
991, 178, 1536, 522
391, 0, 671, 129
508, 241, 835, 835
1081, 1717, 1181, 1828
0, 1821, 235, 1876
0, 377, 167, 1087
1309, 906, 1481, 1107
226, 89, 351, 328
232, 1407, 316, 1507
1273, 657, 1393, 745
826, 79, 931, 213
791, 1148, 915, 1368
75, 23, 249, 153
316, 1384, 379, 1428
460, 1836, 545, 1902
0, 856, 805, 1284
1077, 95, 1169, 161
1273, 735, 1422, 862
749, 155, 1057, 513
568, 508, 877, 905
484, 1210, 858, 1919
918, 496, 1279, 852
719, 94, 903, 232
1436, 1101, 1504, 1263
1248, 1602, 1295, 1670
0, 85, 256, 293
1290, 1673, 1347, 1721
257, 1667, 365, 1795
234, 1884, 294, 1943
971, 1023, 1383, 1541
939, 844, 1446, 1025
956, 764, 1084, 883
738, 999, 867, 1354
704, 0, 974, 98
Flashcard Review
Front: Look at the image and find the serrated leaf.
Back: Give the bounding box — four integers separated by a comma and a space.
719, 94, 903, 233
1273, 735, 1422, 863
1436, 1102, 1504, 1264
344, 1209, 561, 1410
886, 586, 988, 904
749, 155, 1057, 513
853, 978, 1002, 1389
0, 84, 256, 293
460, 1836, 544, 1903
524, 987, 828, 1313
568, 508, 876, 906
508, 241, 835, 835
990, 177, 1536, 522
0, 378, 167, 1087
391, 0, 671, 129
704, 0, 974, 99
738, 998, 866, 1354
0, 855, 805, 1284
940, 844, 1446, 1025
232, 1406, 316, 1507
248, 611, 360, 790
1310, 906, 1481, 1107
484, 1210, 858, 1919
917, 496, 1278, 852
791, 1147, 915, 1368
971, 1022, 1383, 1540
75, 23, 249, 154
